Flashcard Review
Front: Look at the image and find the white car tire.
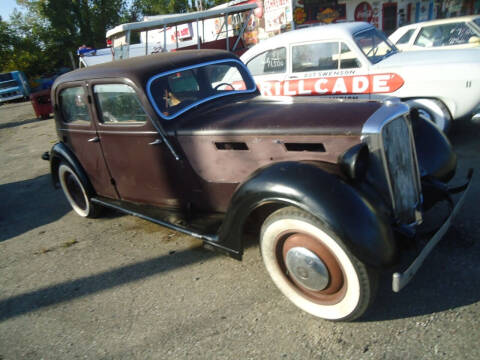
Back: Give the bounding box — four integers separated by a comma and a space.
260, 207, 377, 321
58, 163, 99, 218
406, 98, 452, 132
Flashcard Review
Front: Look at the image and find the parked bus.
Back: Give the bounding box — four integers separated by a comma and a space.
0, 71, 30, 104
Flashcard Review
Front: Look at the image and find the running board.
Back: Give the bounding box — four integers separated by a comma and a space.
91, 197, 241, 258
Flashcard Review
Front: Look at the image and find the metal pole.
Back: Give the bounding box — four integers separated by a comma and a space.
126, 30, 131, 59
232, 9, 253, 52
225, 14, 229, 51
197, 18, 200, 49
145, 30, 148, 55
175, 24, 179, 49
164, 25, 166, 51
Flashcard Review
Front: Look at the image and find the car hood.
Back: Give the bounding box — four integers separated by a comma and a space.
171, 95, 383, 136
374, 48, 480, 69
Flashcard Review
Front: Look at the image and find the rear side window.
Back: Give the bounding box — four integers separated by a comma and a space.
414, 23, 476, 47
59, 87, 90, 124
94, 84, 148, 124
396, 29, 415, 45
247, 47, 286, 76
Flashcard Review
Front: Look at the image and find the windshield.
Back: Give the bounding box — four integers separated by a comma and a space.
354, 28, 397, 64
147, 59, 256, 120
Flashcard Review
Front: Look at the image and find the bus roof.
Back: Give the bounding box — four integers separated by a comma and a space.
106, 3, 257, 38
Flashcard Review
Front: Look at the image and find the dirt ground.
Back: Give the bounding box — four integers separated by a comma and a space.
0, 101, 479, 359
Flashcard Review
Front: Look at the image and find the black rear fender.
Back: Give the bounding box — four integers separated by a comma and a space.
49, 142, 95, 195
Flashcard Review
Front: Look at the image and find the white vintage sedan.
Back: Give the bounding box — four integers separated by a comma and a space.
240, 22, 480, 131
389, 15, 480, 52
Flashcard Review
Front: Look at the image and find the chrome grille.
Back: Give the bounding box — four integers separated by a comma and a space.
381, 116, 422, 224
361, 101, 422, 225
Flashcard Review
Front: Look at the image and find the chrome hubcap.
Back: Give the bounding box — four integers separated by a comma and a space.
285, 247, 329, 291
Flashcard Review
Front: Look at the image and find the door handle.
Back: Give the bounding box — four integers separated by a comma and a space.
88, 136, 99, 143
149, 139, 163, 145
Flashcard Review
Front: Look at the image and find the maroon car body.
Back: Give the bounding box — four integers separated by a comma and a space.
45, 50, 471, 321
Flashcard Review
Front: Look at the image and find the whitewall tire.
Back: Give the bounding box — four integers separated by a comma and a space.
58, 163, 99, 218
260, 207, 377, 321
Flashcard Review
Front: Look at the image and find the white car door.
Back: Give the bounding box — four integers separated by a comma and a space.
284, 40, 370, 100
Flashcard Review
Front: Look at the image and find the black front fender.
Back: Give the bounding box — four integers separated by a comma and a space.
411, 109, 457, 182
218, 161, 396, 267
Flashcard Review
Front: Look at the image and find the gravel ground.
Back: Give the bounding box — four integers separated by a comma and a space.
0, 101, 479, 359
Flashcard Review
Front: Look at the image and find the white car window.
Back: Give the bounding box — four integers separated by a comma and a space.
396, 29, 415, 45
247, 47, 286, 76
414, 23, 477, 47
291, 42, 361, 73
340, 43, 362, 69
292, 42, 339, 72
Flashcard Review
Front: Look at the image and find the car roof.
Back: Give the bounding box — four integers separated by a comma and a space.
53, 49, 238, 90
241, 22, 372, 60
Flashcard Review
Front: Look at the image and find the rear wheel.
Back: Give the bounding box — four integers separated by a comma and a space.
58, 163, 99, 218
260, 207, 377, 321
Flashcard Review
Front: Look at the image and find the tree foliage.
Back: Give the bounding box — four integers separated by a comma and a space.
1, 0, 232, 78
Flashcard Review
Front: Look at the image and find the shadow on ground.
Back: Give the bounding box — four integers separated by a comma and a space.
0, 246, 216, 322
365, 225, 480, 321
0, 174, 70, 242
0, 117, 45, 130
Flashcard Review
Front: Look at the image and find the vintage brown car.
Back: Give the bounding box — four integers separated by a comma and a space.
44, 50, 472, 321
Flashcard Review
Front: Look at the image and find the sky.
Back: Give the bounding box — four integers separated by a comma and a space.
0, 0, 23, 20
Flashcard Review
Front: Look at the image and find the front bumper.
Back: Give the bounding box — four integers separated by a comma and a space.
392, 169, 473, 292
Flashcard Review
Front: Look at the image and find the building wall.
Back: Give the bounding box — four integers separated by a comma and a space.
290, 0, 479, 33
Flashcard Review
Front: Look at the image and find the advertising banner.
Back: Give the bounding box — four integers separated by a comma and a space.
264, 0, 293, 32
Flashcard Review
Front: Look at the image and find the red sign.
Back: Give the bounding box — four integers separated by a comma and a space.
355, 2, 373, 22
256, 74, 404, 96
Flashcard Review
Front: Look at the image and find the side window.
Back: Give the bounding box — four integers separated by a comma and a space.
94, 84, 148, 124
247, 47, 286, 76
59, 86, 90, 124
396, 29, 415, 45
292, 42, 343, 72
415, 23, 476, 47
339, 42, 361, 69
443, 23, 477, 45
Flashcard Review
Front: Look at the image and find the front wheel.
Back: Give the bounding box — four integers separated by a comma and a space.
58, 162, 100, 218
406, 98, 452, 133
260, 207, 378, 321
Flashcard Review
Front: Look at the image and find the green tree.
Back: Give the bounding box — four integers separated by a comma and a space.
18, 0, 128, 49
1, 10, 52, 77
0, 16, 17, 71
1, 0, 235, 78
